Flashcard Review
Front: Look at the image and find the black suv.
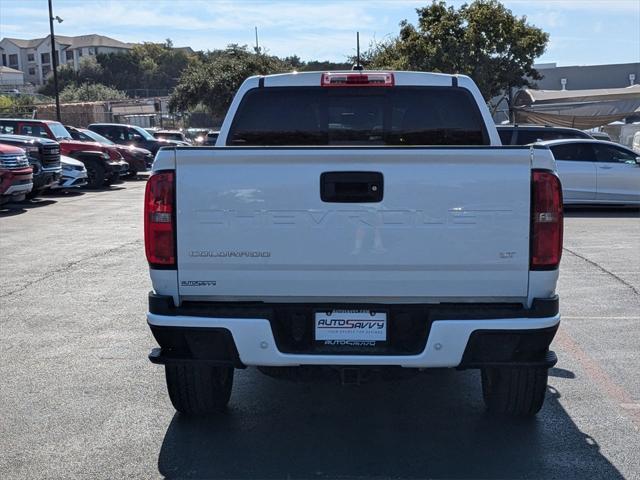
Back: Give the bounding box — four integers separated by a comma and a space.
497, 125, 593, 145
87, 123, 184, 155
0, 134, 62, 195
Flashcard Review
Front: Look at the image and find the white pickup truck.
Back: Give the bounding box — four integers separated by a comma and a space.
145, 71, 563, 417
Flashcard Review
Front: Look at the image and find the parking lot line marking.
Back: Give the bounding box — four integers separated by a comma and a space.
563, 247, 639, 295
555, 327, 640, 430
562, 316, 640, 320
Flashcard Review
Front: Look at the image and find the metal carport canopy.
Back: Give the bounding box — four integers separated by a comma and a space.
513, 85, 640, 129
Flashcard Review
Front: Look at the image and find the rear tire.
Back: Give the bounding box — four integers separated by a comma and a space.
85, 160, 105, 189
26, 188, 43, 199
481, 366, 548, 416
165, 364, 234, 415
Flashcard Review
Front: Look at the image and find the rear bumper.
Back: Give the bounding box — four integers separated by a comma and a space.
147, 295, 560, 369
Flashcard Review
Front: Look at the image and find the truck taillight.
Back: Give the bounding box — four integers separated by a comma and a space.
144, 171, 175, 268
530, 170, 563, 270
321, 72, 394, 87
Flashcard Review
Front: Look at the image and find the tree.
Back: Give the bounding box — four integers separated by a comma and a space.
38, 64, 77, 97
169, 45, 291, 116
59, 82, 127, 102
362, 0, 549, 100
39, 39, 195, 96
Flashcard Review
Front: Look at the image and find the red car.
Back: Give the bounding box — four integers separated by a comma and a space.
0, 143, 33, 203
66, 125, 153, 177
0, 119, 128, 188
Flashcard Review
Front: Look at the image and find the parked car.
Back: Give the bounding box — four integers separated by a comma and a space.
153, 129, 190, 144
146, 70, 563, 417
0, 119, 127, 187
0, 143, 33, 203
185, 128, 209, 145
497, 124, 593, 145
538, 138, 640, 205
633, 131, 640, 154
87, 123, 186, 154
204, 130, 220, 145
0, 134, 61, 196
76, 150, 128, 187
589, 131, 612, 141
0, 118, 124, 159
66, 125, 153, 177
50, 155, 88, 190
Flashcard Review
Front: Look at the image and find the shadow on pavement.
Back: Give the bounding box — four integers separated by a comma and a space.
564, 205, 640, 218
125, 175, 149, 182
0, 198, 56, 217
549, 367, 576, 379
82, 185, 127, 193
42, 189, 85, 198
157, 369, 622, 479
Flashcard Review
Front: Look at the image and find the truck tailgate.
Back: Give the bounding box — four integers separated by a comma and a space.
175, 147, 532, 301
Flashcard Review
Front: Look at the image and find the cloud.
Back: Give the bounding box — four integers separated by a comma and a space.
7, 0, 379, 33
526, 10, 566, 28
1, 0, 638, 63
503, 0, 640, 14
0, 23, 27, 35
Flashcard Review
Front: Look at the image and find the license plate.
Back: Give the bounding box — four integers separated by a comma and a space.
314, 310, 387, 343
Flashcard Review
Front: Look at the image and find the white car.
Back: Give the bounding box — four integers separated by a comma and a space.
539, 139, 640, 205
51, 155, 88, 190
632, 131, 640, 154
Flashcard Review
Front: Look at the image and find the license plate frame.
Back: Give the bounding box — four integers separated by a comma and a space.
314, 309, 387, 345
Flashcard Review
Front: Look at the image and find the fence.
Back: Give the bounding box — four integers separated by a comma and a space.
0, 99, 223, 130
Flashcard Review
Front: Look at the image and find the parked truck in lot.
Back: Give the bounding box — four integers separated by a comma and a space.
145, 71, 564, 417
0, 134, 61, 196
0, 143, 33, 203
0, 119, 128, 188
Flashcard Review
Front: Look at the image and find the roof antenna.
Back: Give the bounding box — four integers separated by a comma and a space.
254, 26, 260, 54
352, 31, 363, 71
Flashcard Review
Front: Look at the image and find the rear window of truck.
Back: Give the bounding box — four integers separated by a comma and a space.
228, 86, 489, 146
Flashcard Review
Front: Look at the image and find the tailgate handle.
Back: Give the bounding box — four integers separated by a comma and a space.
320, 171, 383, 203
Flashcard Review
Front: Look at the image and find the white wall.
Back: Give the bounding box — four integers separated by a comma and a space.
0, 71, 24, 85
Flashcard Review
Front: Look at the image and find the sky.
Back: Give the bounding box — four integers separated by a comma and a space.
1, 0, 639, 66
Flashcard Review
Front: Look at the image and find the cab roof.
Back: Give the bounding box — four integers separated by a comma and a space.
0, 118, 59, 124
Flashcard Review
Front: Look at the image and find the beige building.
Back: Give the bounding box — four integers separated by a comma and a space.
0, 65, 25, 86
0, 34, 132, 86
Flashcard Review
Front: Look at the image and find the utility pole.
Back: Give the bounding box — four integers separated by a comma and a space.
48, 0, 61, 122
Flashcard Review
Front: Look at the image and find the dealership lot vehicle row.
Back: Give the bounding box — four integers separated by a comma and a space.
0, 119, 219, 205
0, 182, 638, 479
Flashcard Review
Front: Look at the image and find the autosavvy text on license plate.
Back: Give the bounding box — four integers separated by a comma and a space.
314, 310, 387, 344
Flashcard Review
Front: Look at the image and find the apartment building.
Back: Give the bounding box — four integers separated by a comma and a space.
0, 34, 132, 86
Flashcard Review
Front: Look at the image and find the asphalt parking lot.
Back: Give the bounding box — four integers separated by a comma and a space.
1, 179, 639, 480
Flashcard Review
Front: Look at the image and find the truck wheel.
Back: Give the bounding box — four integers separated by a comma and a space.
481, 366, 548, 416
165, 364, 233, 415
85, 160, 105, 189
